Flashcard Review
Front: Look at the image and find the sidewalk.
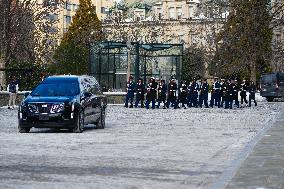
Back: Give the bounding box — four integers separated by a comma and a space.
225, 113, 284, 189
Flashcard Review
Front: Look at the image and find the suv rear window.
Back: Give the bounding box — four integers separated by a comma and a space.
31, 83, 80, 97
261, 74, 277, 85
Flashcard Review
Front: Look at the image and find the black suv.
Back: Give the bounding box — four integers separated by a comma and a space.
260, 72, 284, 102
18, 75, 107, 133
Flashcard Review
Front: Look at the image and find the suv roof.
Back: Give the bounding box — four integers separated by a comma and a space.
43, 75, 92, 83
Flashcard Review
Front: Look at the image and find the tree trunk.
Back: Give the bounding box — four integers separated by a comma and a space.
0, 55, 6, 88
0, 0, 8, 88
250, 58, 256, 83
204, 56, 209, 78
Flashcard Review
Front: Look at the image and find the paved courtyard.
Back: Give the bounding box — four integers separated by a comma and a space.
0, 103, 283, 189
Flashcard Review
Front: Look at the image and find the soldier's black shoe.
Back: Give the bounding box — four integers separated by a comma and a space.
124, 105, 128, 108
129, 105, 133, 108
141, 105, 144, 108
163, 106, 166, 109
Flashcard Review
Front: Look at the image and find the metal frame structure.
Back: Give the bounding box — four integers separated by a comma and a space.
89, 41, 183, 90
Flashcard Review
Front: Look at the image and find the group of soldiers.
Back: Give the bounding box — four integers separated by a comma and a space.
125, 76, 258, 109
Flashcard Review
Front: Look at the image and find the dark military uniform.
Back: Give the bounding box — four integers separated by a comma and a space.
210, 80, 221, 108
222, 81, 229, 109
166, 80, 178, 108
248, 82, 257, 107
134, 79, 145, 108
232, 81, 240, 108
145, 78, 158, 109
157, 80, 167, 108
220, 81, 226, 107
199, 81, 209, 108
179, 81, 188, 108
226, 81, 234, 109
188, 81, 199, 108
125, 79, 135, 108
240, 81, 248, 105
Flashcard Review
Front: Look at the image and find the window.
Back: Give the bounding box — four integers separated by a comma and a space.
169, 7, 176, 20
157, 8, 162, 20
101, 7, 105, 13
72, 4, 79, 11
179, 35, 184, 43
46, 13, 58, 21
189, 6, 193, 18
177, 7, 182, 19
43, 0, 57, 7
158, 12, 162, 20
65, 2, 71, 11
44, 25, 57, 33
45, 39, 58, 47
206, 6, 213, 18
275, 34, 281, 47
64, 15, 72, 24
191, 34, 198, 44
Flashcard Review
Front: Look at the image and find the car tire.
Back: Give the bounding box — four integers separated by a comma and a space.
73, 110, 84, 133
266, 97, 274, 102
96, 110, 105, 129
18, 122, 30, 133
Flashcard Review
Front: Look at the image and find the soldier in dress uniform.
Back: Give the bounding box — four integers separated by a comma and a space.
224, 79, 231, 109
220, 79, 226, 107
157, 79, 167, 109
134, 78, 145, 108
188, 78, 199, 108
179, 80, 188, 109
248, 81, 257, 107
232, 79, 240, 108
210, 77, 221, 108
240, 80, 248, 107
199, 79, 209, 108
166, 78, 178, 108
125, 75, 135, 108
145, 77, 158, 109
227, 79, 235, 109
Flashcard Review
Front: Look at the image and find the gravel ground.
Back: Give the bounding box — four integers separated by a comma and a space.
0, 102, 283, 189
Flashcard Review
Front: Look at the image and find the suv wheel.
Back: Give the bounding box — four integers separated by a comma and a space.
96, 110, 105, 129
73, 110, 84, 133
18, 123, 30, 133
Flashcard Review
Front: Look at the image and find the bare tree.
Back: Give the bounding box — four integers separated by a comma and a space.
0, 0, 63, 87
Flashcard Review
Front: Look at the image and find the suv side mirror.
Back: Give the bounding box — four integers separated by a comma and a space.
24, 92, 30, 98
81, 92, 92, 101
